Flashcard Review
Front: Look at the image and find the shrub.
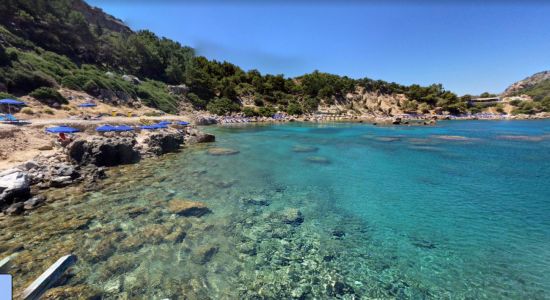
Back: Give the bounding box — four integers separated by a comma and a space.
20, 107, 34, 115
29, 87, 67, 106
206, 97, 241, 115
286, 102, 303, 115
186, 92, 207, 109
0, 92, 17, 100
254, 98, 264, 106
242, 107, 259, 117
258, 106, 277, 117
43, 108, 54, 115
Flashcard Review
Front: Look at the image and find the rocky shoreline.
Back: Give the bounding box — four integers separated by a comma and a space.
0, 127, 215, 216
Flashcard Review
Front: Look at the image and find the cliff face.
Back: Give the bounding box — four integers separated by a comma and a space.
71, 0, 131, 34
503, 71, 550, 96
317, 87, 407, 116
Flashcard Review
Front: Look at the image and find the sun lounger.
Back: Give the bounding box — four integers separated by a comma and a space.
1, 114, 28, 124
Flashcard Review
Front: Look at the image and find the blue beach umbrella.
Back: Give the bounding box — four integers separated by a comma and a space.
115, 125, 134, 132
157, 121, 172, 125
78, 102, 97, 108
96, 125, 118, 132
177, 121, 190, 126
140, 124, 161, 130
0, 99, 25, 105
45, 126, 80, 134
0, 98, 26, 115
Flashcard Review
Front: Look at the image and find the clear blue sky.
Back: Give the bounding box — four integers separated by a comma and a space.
88, 1, 550, 95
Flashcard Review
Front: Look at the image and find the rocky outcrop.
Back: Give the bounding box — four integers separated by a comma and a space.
195, 116, 218, 125
142, 132, 184, 156
68, 137, 140, 167
0, 169, 30, 208
168, 199, 211, 217
503, 70, 550, 96
185, 128, 215, 144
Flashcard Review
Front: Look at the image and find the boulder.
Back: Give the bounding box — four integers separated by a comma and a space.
5, 202, 24, 215
23, 195, 46, 210
68, 137, 140, 167
168, 199, 211, 217
0, 169, 31, 207
281, 208, 304, 225
195, 116, 218, 125
207, 148, 239, 156
168, 84, 189, 95
143, 132, 184, 156
185, 128, 215, 144
191, 245, 219, 264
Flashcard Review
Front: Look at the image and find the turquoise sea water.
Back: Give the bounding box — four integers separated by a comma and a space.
2, 120, 550, 299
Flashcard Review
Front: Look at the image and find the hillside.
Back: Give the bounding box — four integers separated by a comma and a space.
501, 71, 550, 114
1, 0, 546, 117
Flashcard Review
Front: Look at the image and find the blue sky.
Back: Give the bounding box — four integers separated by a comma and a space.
88, 1, 550, 95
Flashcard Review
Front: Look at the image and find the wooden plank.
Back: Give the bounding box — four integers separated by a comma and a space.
21, 254, 77, 300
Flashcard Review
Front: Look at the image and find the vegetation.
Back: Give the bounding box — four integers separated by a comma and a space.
29, 87, 67, 106
4, 0, 541, 116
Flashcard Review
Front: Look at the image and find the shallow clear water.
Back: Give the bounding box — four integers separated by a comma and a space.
2, 120, 550, 299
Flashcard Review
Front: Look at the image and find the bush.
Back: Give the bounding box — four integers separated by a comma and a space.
254, 98, 264, 106
242, 107, 259, 117
29, 87, 67, 106
206, 97, 241, 115
20, 107, 34, 115
186, 92, 207, 109
43, 108, 54, 115
286, 102, 303, 115
258, 106, 277, 117
0, 92, 17, 100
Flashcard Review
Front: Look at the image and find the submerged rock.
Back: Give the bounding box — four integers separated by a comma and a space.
23, 195, 46, 210
207, 147, 240, 156
292, 145, 319, 153
305, 156, 331, 164
168, 199, 211, 217
191, 245, 219, 264
41, 284, 102, 300
281, 208, 304, 226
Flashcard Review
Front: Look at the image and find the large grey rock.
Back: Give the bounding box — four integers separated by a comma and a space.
0, 169, 31, 206
195, 116, 218, 125
143, 132, 184, 156
68, 137, 140, 167
185, 128, 215, 144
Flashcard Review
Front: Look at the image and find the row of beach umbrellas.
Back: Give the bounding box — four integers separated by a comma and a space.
45, 121, 190, 134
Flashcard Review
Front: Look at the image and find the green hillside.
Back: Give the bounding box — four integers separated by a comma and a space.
1, 0, 471, 115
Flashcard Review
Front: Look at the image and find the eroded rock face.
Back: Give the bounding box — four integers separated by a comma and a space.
168, 199, 211, 217
143, 132, 184, 156
0, 169, 31, 208
69, 137, 140, 167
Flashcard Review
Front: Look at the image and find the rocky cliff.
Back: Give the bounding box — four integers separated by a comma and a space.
503, 71, 550, 97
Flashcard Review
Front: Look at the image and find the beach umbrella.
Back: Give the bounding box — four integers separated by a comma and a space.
114, 125, 134, 132
0, 98, 26, 115
96, 125, 118, 132
177, 121, 190, 126
78, 102, 97, 108
157, 121, 172, 125
140, 124, 161, 130
45, 126, 80, 134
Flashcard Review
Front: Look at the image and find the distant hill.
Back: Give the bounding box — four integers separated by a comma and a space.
500, 71, 550, 114
503, 71, 550, 99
